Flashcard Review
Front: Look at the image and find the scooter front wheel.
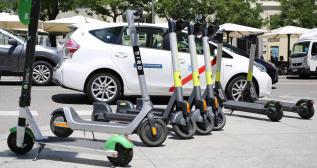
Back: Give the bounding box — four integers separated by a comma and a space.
7, 131, 34, 155
196, 113, 214, 135
50, 112, 73, 138
213, 111, 226, 131
138, 119, 167, 147
172, 116, 196, 139
297, 101, 314, 119
108, 144, 133, 167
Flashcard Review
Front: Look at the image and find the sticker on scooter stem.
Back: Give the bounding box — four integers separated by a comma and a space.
133, 46, 144, 75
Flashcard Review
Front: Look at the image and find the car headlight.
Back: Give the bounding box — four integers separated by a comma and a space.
254, 62, 267, 72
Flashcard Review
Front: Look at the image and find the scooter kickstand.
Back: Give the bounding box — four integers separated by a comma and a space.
91, 132, 96, 141
33, 144, 45, 161
229, 110, 234, 116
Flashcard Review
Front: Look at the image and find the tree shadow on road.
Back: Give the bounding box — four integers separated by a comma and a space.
0, 148, 122, 167
51, 94, 92, 105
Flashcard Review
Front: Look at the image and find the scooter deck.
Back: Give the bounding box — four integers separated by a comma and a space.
36, 136, 117, 156
256, 100, 296, 112
223, 100, 267, 115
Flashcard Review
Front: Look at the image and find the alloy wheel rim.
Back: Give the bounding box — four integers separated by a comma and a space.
231, 79, 247, 101
91, 76, 117, 102
33, 64, 51, 84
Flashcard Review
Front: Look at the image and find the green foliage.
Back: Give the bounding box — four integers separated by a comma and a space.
269, 0, 317, 29
77, 0, 150, 22
212, 0, 263, 28
155, 0, 263, 27
0, 0, 18, 13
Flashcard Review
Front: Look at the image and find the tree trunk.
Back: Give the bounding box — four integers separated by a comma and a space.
47, 2, 59, 47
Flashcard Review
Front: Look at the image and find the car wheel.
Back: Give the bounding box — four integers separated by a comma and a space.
86, 72, 121, 103
226, 76, 257, 101
32, 61, 53, 86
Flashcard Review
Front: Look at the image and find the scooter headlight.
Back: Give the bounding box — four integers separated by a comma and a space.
254, 62, 267, 72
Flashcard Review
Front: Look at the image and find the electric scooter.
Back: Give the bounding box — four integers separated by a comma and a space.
49, 9, 169, 148
92, 18, 197, 139
239, 37, 314, 120
214, 31, 284, 121
200, 23, 226, 130
185, 20, 215, 135
7, 1, 135, 167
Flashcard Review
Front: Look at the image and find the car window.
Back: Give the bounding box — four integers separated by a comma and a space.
0, 33, 10, 45
175, 32, 203, 55
121, 27, 163, 49
210, 43, 233, 59
90, 27, 122, 44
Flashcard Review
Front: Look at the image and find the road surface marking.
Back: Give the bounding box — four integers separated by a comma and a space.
279, 95, 315, 100
0, 111, 38, 116
277, 83, 317, 85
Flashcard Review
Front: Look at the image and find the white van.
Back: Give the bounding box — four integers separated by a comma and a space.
289, 29, 317, 77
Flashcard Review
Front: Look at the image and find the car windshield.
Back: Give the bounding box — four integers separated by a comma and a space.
222, 42, 249, 57
292, 41, 310, 55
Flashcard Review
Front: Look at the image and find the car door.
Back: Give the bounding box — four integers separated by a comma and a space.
111, 26, 173, 94
309, 41, 317, 71
0, 32, 23, 72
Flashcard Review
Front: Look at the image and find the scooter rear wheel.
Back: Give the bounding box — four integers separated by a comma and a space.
173, 116, 196, 139
297, 101, 314, 119
196, 113, 214, 135
213, 111, 226, 131
50, 112, 73, 138
138, 119, 167, 147
7, 131, 34, 155
108, 144, 133, 167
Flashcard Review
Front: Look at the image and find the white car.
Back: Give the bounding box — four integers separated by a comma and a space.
53, 23, 272, 103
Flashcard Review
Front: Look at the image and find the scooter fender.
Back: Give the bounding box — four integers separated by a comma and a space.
9, 127, 34, 139
192, 109, 204, 123
51, 108, 65, 116
104, 134, 134, 151
170, 111, 187, 126
207, 107, 215, 119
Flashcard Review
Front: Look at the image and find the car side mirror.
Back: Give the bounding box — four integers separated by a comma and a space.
8, 38, 18, 46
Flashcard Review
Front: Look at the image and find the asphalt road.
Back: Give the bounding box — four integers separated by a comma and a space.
0, 76, 317, 168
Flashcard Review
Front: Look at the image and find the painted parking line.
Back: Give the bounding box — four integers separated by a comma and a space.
277, 83, 317, 85
0, 111, 38, 116
278, 95, 316, 100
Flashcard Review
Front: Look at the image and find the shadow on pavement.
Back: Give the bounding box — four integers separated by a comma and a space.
0, 148, 121, 167
52, 94, 92, 105
52, 94, 172, 106
225, 113, 272, 122
0, 81, 22, 86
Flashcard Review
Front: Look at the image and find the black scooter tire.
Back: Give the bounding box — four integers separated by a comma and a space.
213, 111, 226, 131
297, 101, 315, 119
7, 131, 34, 155
172, 116, 196, 139
196, 113, 214, 135
107, 144, 133, 167
267, 106, 283, 122
138, 119, 167, 147
50, 112, 73, 138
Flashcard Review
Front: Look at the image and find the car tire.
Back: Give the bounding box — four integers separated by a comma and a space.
32, 61, 53, 86
226, 75, 257, 101
86, 72, 121, 104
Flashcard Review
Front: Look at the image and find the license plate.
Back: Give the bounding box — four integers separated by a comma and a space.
292, 69, 298, 72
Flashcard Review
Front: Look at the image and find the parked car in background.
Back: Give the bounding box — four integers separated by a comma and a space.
221, 42, 279, 84
53, 23, 272, 103
0, 29, 58, 85
289, 29, 317, 77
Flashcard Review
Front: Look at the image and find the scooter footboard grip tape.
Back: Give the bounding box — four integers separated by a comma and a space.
174, 71, 182, 87
192, 71, 201, 86
206, 71, 213, 85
